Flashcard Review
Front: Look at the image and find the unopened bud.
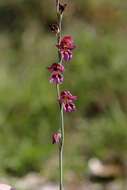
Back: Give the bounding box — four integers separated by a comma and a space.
59, 3, 67, 14
49, 23, 60, 34
52, 132, 61, 144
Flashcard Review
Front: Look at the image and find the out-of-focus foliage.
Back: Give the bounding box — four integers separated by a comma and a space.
0, 0, 127, 181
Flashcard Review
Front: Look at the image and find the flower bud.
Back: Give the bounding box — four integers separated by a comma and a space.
52, 133, 61, 144
49, 23, 60, 34
59, 3, 67, 14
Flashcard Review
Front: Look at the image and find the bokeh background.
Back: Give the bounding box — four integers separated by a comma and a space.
0, 0, 127, 189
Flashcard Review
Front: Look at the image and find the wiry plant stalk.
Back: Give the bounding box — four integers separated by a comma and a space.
59, 104, 64, 190
56, 1, 64, 189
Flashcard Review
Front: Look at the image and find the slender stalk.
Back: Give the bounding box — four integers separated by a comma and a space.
56, 84, 60, 99
56, 1, 64, 190
59, 105, 64, 190
56, 0, 59, 14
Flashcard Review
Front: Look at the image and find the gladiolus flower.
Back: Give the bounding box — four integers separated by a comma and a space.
57, 36, 75, 62
48, 63, 64, 84
52, 133, 61, 144
64, 102, 76, 112
59, 91, 77, 112
50, 71, 63, 84
61, 49, 72, 62
59, 36, 75, 50
48, 63, 64, 73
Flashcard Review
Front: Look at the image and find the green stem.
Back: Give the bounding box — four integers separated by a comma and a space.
56, 0, 63, 62
56, 1, 64, 189
56, 84, 60, 99
59, 105, 64, 190
56, 0, 59, 15
56, 84, 64, 190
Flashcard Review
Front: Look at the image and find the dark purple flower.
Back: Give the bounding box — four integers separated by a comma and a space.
59, 36, 75, 50
61, 49, 72, 62
52, 132, 61, 144
48, 63, 64, 84
59, 91, 77, 112
57, 36, 75, 62
50, 71, 63, 84
48, 63, 64, 73
60, 91, 77, 102
63, 102, 76, 112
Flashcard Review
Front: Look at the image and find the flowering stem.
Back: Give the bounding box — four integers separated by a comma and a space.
49, 1, 76, 189
56, 1, 64, 190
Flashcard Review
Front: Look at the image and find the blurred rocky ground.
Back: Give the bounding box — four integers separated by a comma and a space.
0, 173, 127, 190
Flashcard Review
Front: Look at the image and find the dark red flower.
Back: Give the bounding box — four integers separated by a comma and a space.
48, 63, 64, 84
50, 71, 63, 84
59, 36, 75, 50
61, 49, 72, 62
52, 132, 61, 144
48, 63, 64, 73
57, 36, 75, 62
63, 102, 76, 112
59, 91, 77, 112
60, 91, 77, 102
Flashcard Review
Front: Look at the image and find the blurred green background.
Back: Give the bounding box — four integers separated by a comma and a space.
0, 0, 127, 183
